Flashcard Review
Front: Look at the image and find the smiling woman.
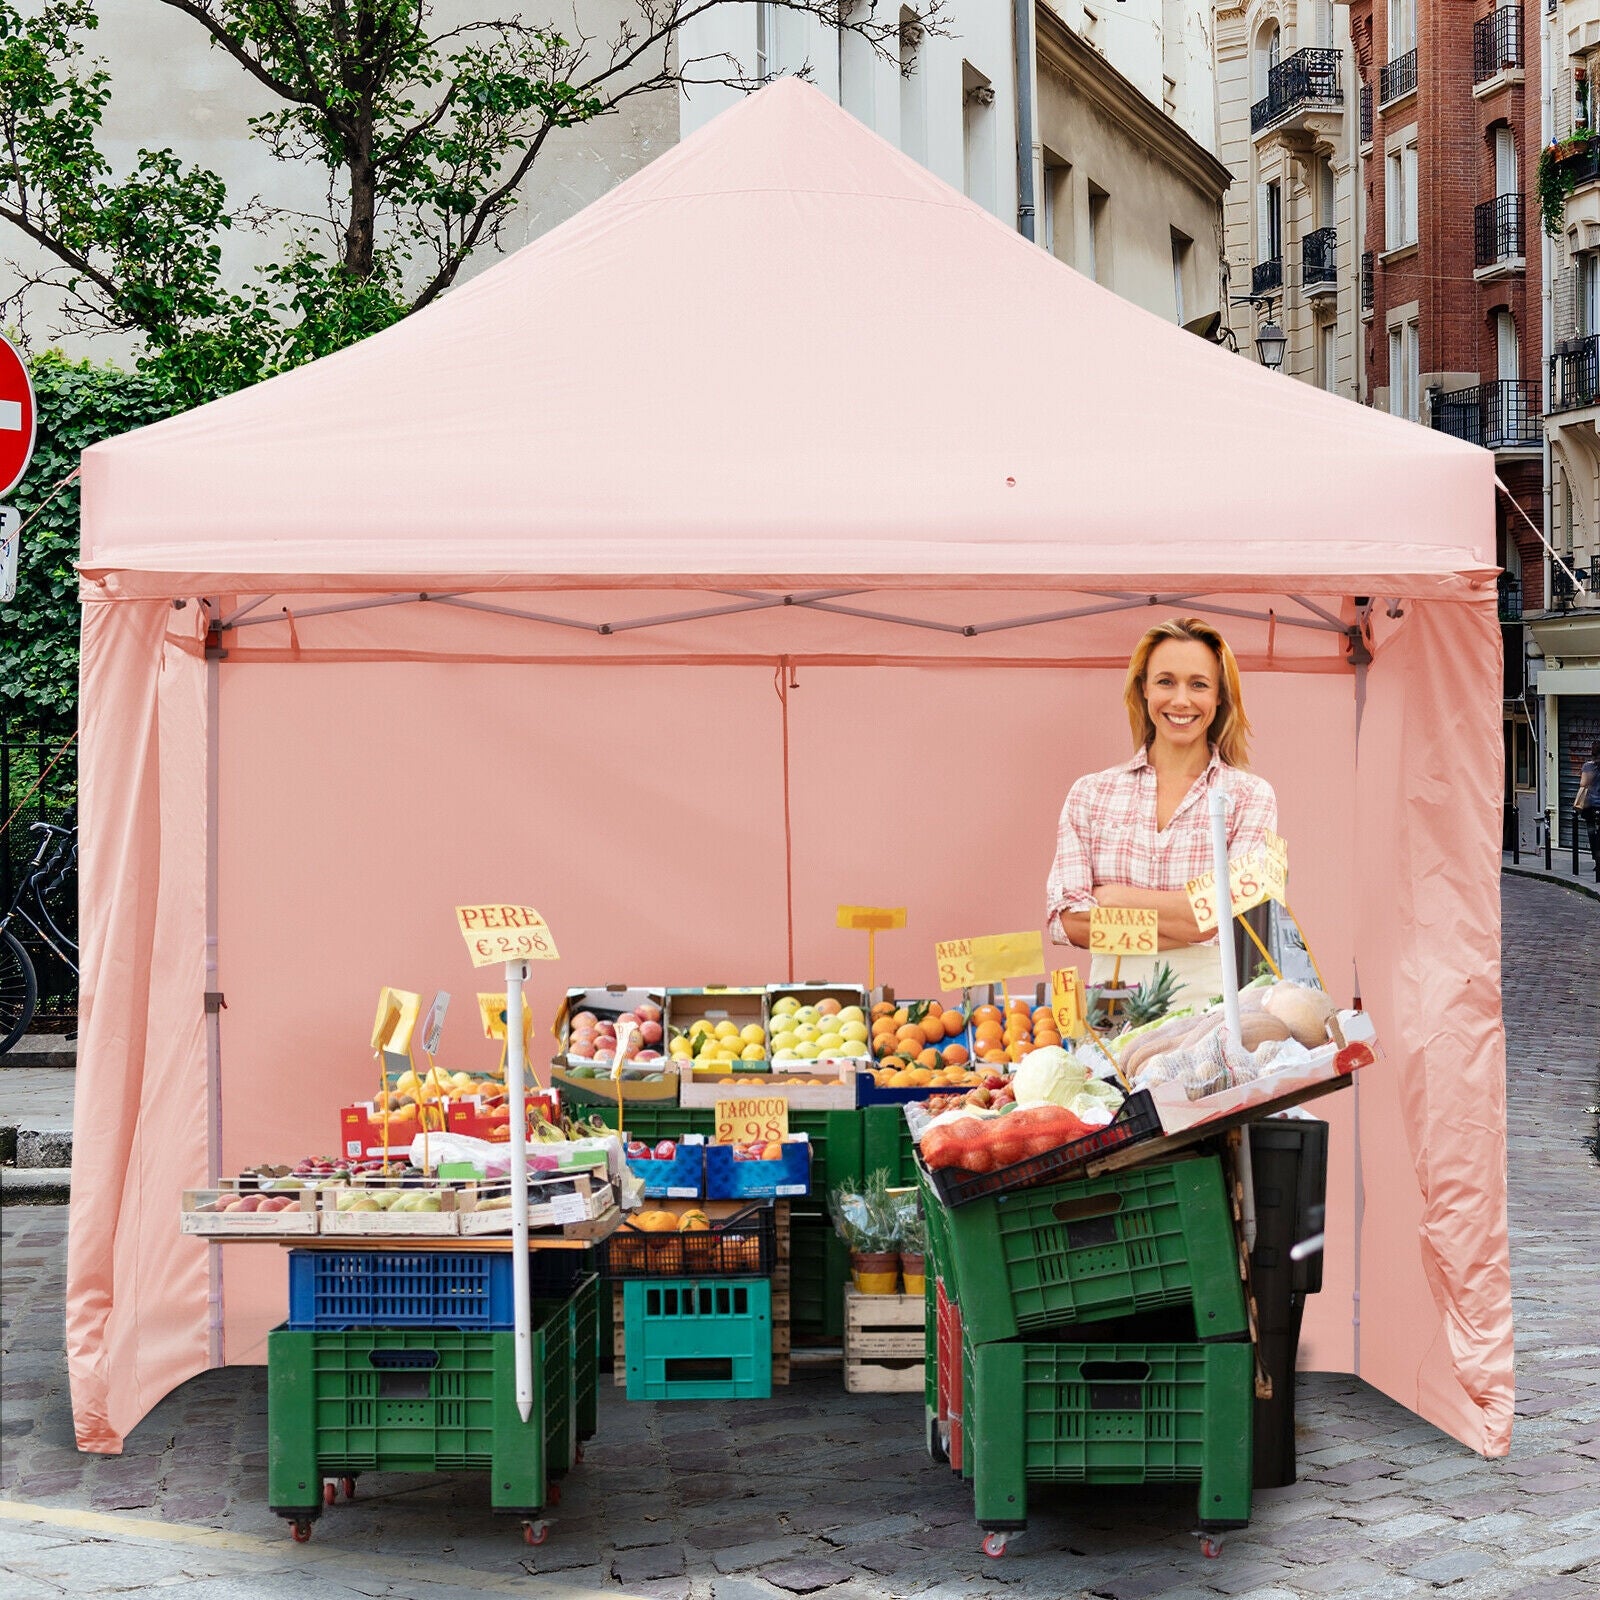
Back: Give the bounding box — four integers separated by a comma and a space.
1046, 617, 1278, 1009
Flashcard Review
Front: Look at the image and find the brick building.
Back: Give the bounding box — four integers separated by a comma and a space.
1347, 0, 1543, 839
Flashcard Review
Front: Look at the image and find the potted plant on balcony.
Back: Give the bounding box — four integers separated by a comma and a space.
1539, 128, 1600, 238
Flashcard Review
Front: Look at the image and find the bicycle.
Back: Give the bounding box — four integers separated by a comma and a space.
0, 819, 79, 1055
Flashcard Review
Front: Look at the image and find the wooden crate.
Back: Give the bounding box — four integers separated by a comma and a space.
843, 1287, 925, 1394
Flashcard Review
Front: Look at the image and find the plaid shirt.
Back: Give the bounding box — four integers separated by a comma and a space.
1046, 746, 1278, 944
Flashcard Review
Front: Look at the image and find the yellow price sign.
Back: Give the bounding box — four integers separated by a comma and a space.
934, 938, 977, 991
1049, 967, 1086, 1037
1185, 849, 1285, 933
478, 991, 535, 1046
714, 1095, 790, 1145
969, 931, 1045, 985
370, 987, 421, 1054
836, 904, 907, 931
455, 904, 559, 968
1088, 908, 1159, 957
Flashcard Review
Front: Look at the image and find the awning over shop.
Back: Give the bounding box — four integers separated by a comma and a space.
69, 80, 1510, 1463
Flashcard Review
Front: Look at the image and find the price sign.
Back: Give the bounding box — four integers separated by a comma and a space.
969, 931, 1045, 985
714, 1096, 790, 1145
455, 904, 559, 967
370, 987, 421, 1054
1049, 967, 1086, 1037
478, 991, 534, 1045
934, 938, 977, 991
1185, 848, 1286, 932
836, 904, 906, 931
1088, 908, 1159, 956
421, 991, 450, 1056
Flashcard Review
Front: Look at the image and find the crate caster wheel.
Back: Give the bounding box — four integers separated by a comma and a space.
322, 1481, 336, 1507
341, 1476, 357, 1501
1200, 1535, 1224, 1560
522, 1519, 550, 1547
982, 1532, 1010, 1559
926, 1414, 947, 1464
290, 1519, 314, 1544
547, 1480, 562, 1507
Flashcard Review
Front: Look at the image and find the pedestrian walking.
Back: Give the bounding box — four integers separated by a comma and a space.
1576, 739, 1600, 874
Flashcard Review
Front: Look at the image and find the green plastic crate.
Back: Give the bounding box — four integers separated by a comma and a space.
572, 1273, 600, 1442
541, 1294, 575, 1475
789, 1210, 849, 1340
596, 1106, 714, 1144
863, 1105, 919, 1188
267, 1309, 571, 1515
918, 1168, 958, 1303
966, 1340, 1254, 1531
945, 1154, 1247, 1346
621, 1277, 772, 1400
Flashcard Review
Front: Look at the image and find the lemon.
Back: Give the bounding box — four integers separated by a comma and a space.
773, 1047, 799, 1061
714, 1020, 740, 1039
839, 1020, 868, 1042
772, 1030, 799, 1051
740, 1042, 766, 1061
795, 1006, 819, 1025
838, 1005, 865, 1025
771, 996, 800, 1015
740, 1023, 766, 1045
689, 1018, 715, 1037
796, 1041, 820, 1060
817, 1032, 845, 1053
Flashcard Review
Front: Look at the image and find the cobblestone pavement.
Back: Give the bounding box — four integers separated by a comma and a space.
2, 874, 1597, 1600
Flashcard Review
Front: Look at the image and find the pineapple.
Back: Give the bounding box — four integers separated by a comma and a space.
1121, 962, 1180, 1029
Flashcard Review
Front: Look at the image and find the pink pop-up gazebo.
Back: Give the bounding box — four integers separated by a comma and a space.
69, 79, 1511, 1458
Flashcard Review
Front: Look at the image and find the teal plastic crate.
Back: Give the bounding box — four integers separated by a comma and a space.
267, 1307, 572, 1515
966, 1340, 1254, 1531
945, 1154, 1247, 1345
621, 1277, 772, 1400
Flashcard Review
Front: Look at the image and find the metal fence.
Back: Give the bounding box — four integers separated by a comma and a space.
1474, 193, 1524, 268
1302, 227, 1337, 289
1429, 379, 1542, 451
1249, 48, 1343, 134
1473, 6, 1522, 82
1252, 257, 1283, 296
1380, 47, 1418, 106
1360, 82, 1373, 144
1550, 333, 1600, 413
0, 720, 78, 1030
1361, 250, 1374, 311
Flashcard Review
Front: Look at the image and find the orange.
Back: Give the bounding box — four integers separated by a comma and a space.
1034, 1031, 1063, 1049
896, 1023, 926, 1047
942, 1009, 967, 1038
974, 1019, 1004, 1046
981, 1047, 1009, 1064
1006, 1040, 1030, 1063
916, 1048, 941, 1070
893, 1006, 910, 1027
871, 1000, 895, 1020
908, 1067, 934, 1086
888, 1068, 916, 1087
942, 1043, 970, 1068
971, 1004, 1002, 1027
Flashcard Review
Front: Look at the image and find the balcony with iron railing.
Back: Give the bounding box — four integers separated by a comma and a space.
1431, 380, 1542, 452
1360, 82, 1373, 146
1473, 6, 1523, 85
1251, 48, 1343, 135
1498, 571, 1523, 622
1361, 249, 1374, 313
1380, 47, 1418, 106
1302, 227, 1337, 296
1474, 193, 1525, 274
1550, 333, 1600, 413
1252, 257, 1283, 296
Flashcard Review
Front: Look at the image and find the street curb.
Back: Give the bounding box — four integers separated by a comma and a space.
1503, 864, 1600, 904
0, 1166, 71, 1203
0, 1035, 76, 1069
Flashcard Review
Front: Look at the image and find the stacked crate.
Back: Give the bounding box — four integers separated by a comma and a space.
919, 1152, 1255, 1558
267, 1249, 598, 1544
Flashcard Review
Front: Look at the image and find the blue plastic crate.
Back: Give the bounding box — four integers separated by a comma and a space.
704, 1140, 812, 1199
287, 1250, 523, 1330
625, 1143, 706, 1198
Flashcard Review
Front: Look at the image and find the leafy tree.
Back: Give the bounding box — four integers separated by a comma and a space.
0, 0, 937, 400
0, 353, 180, 729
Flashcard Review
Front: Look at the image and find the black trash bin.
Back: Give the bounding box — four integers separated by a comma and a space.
1248, 1118, 1329, 1488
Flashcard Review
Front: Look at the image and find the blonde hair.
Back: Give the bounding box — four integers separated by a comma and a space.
1123, 617, 1253, 768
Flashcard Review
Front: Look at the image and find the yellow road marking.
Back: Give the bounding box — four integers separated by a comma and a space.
0, 1496, 635, 1596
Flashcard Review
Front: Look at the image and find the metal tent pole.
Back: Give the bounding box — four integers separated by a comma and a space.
503, 958, 534, 1422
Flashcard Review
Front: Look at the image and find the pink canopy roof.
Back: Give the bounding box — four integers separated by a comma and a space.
81, 79, 1493, 598
68, 81, 1510, 1464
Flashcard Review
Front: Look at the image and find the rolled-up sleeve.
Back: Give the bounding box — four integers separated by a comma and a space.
1046, 780, 1098, 943
1227, 773, 1278, 860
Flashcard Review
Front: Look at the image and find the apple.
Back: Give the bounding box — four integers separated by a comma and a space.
639, 1019, 663, 1045
816, 998, 842, 1017
572, 1011, 599, 1028
636, 1003, 663, 1023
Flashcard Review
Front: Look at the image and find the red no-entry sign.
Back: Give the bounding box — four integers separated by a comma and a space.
0, 334, 36, 498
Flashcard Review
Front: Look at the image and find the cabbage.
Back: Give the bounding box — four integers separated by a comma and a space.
1012, 1047, 1090, 1108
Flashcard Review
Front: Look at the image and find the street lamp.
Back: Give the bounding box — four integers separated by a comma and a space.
1255, 317, 1287, 371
